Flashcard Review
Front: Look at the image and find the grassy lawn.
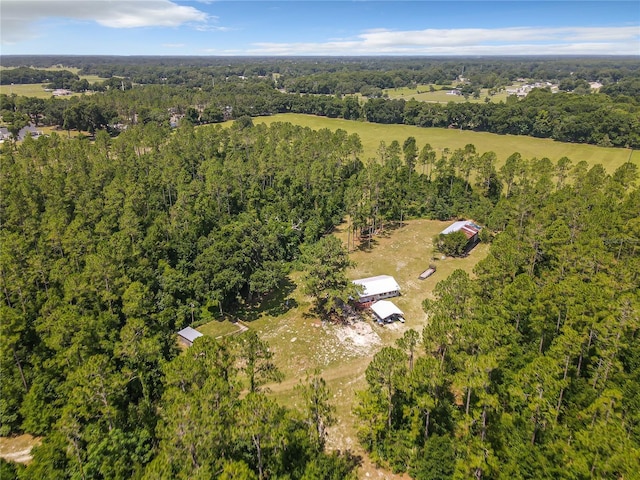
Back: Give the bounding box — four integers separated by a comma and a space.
197, 218, 488, 478
0, 84, 101, 99
197, 319, 245, 338
251, 114, 639, 172
337, 219, 489, 329
0, 83, 52, 98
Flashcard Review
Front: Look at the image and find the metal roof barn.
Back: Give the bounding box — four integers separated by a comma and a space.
352, 275, 400, 303
177, 326, 203, 346
370, 300, 404, 321
440, 220, 481, 239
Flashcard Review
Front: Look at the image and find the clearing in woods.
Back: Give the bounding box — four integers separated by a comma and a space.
384, 83, 515, 104
197, 218, 489, 478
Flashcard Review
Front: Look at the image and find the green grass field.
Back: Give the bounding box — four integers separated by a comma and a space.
197, 319, 245, 338
0, 83, 101, 99
252, 114, 639, 172
385, 84, 511, 104
0, 66, 106, 98
0, 83, 52, 98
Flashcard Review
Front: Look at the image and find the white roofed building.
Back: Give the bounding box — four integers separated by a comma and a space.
177, 326, 203, 347
352, 275, 400, 304
440, 220, 481, 238
370, 300, 404, 323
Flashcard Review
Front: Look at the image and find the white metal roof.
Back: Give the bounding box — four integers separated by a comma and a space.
177, 326, 203, 343
371, 300, 404, 320
353, 275, 400, 297
440, 220, 481, 238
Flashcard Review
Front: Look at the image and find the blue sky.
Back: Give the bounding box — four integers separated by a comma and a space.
1, 1, 639, 56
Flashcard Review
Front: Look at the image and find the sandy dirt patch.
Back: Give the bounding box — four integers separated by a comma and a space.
0, 434, 41, 464
330, 320, 382, 356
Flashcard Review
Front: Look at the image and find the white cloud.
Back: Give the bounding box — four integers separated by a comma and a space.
162, 43, 186, 48
248, 26, 640, 56
1, 0, 208, 44
194, 25, 234, 32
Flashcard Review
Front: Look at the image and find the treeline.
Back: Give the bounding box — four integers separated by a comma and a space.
0, 67, 79, 87
3, 75, 640, 148
3, 56, 639, 89
395, 89, 640, 147
355, 160, 640, 479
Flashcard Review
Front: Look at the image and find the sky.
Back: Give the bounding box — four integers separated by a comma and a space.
1, 1, 639, 56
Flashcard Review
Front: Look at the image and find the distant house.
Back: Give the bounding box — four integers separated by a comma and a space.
440, 220, 482, 251
18, 124, 42, 141
370, 300, 404, 324
0, 124, 42, 142
177, 326, 203, 347
352, 275, 400, 304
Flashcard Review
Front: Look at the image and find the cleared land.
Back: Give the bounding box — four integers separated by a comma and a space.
0, 66, 106, 98
385, 84, 513, 104
0, 84, 53, 98
197, 319, 246, 338
251, 114, 639, 172
197, 219, 489, 478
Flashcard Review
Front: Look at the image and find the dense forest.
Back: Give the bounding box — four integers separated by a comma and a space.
1, 57, 639, 478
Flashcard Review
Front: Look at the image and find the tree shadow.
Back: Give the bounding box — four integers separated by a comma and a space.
353, 221, 408, 251
381, 220, 408, 233
342, 450, 363, 472
234, 276, 298, 322
355, 237, 378, 252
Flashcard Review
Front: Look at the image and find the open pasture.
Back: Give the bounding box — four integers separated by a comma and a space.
0, 66, 106, 97
253, 113, 639, 172
385, 84, 511, 104
0, 83, 51, 98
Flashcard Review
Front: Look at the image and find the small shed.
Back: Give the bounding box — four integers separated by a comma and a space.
352, 275, 401, 304
177, 326, 203, 347
440, 220, 482, 250
371, 300, 404, 323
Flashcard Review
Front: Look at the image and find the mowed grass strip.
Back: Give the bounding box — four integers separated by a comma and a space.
197, 319, 245, 338
252, 113, 639, 172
